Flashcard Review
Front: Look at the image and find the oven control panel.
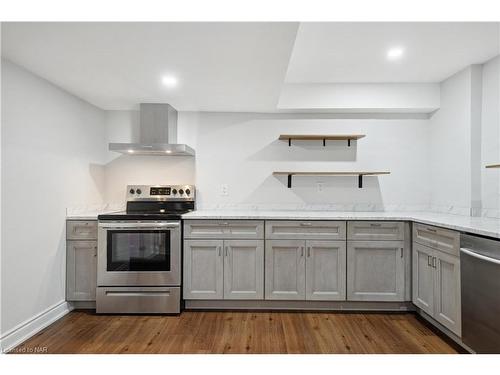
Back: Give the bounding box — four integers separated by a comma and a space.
127, 185, 195, 201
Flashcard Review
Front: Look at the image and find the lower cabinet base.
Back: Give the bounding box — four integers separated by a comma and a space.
185, 299, 414, 311
415, 308, 472, 353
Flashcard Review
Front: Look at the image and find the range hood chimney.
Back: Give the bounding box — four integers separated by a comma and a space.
109, 103, 195, 156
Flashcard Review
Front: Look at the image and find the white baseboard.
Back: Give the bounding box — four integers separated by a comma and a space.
0, 300, 72, 353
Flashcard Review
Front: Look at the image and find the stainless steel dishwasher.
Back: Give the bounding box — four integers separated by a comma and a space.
460, 234, 500, 353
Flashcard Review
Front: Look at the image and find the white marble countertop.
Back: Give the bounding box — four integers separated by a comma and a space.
182, 210, 500, 239
66, 212, 115, 220
66, 204, 124, 220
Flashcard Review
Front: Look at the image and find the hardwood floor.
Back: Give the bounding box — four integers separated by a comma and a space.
11, 310, 461, 354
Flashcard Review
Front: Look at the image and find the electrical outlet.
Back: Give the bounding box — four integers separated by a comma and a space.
220, 184, 229, 196
317, 182, 324, 192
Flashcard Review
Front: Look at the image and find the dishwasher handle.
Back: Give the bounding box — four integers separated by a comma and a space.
460, 248, 500, 266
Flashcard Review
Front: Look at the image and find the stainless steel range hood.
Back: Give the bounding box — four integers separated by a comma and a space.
109, 103, 195, 156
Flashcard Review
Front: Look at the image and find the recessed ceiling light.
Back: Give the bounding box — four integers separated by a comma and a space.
161, 75, 178, 88
387, 47, 404, 60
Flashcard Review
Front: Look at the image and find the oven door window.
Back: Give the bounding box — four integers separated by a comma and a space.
107, 230, 171, 272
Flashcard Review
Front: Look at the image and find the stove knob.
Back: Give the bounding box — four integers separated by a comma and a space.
179, 189, 184, 195
136, 189, 142, 194
185, 188, 191, 195
129, 189, 135, 194
172, 189, 177, 195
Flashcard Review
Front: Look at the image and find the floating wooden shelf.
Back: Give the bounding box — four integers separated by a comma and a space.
485, 164, 500, 168
279, 134, 366, 147
273, 171, 391, 189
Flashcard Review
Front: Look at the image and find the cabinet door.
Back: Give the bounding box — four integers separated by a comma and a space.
412, 242, 435, 316
305, 240, 346, 301
66, 241, 97, 301
224, 240, 264, 299
347, 240, 405, 301
265, 240, 306, 300
434, 251, 461, 336
184, 240, 223, 299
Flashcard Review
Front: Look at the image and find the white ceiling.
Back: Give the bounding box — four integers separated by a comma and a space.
1, 22, 299, 111
286, 22, 499, 83
2, 22, 499, 111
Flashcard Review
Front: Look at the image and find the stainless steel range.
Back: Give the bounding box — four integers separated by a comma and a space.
96, 184, 195, 314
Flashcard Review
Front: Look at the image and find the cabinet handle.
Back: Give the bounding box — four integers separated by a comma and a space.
218, 247, 221, 256
307, 247, 311, 257
432, 257, 437, 268
300, 223, 312, 227
427, 255, 432, 266
219, 222, 229, 226
427, 228, 437, 233
301, 247, 304, 257
225, 246, 228, 257
370, 223, 382, 227
400, 248, 404, 258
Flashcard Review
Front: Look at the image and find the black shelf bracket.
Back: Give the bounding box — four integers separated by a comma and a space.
348, 139, 351, 147
288, 138, 292, 147
285, 173, 365, 189
323, 138, 326, 147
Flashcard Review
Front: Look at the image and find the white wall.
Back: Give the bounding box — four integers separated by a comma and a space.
428, 60, 500, 217
429, 67, 474, 215
1, 60, 107, 338
481, 56, 500, 217
104, 111, 431, 211
278, 83, 440, 113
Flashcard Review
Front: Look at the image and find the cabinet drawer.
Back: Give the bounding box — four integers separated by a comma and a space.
265, 221, 346, 240
347, 221, 404, 241
67, 220, 97, 240
413, 223, 459, 256
184, 220, 264, 239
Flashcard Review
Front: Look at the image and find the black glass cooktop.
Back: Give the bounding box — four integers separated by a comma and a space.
97, 212, 186, 221
98, 200, 194, 221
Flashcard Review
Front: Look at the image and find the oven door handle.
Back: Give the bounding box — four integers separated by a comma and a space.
99, 222, 180, 229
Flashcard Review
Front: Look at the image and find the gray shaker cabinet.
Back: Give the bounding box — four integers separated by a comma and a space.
183, 221, 265, 300
223, 240, 264, 299
434, 250, 461, 336
305, 240, 346, 301
347, 240, 405, 301
183, 240, 224, 299
66, 240, 97, 301
413, 239, 461, 336
265, 239, 306, 300
66, 220, 98, 302
265, 239, 347, 301
412, 242, 435, 316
